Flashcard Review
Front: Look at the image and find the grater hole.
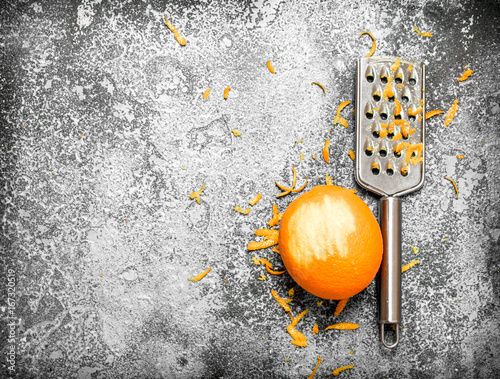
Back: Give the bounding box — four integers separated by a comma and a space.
381, 76, 388, 84
411, 151, 417, 157
394, 150, 402, 158
402, 133, 409, 140
395, 77, 403, 84
409, 78, 416, 85
373, 94, 381, 102
394, 114, 402, 120
372, 130, 380, 138
388, 95, 395, 103
380, 149, 387, 157
365, 147, 374, 156
387, 131, 394, 138
380, 113, 388, 120
402, 96, 409, 103
367, 75, 374, 83
409, 115, 416, 121
387, 168, 394, 176
372, 166, 380, 175
366, 112, 374, 119
401, 166, 409, 176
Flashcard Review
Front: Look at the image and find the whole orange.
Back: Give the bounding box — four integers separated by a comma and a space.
278, 185, 383, 300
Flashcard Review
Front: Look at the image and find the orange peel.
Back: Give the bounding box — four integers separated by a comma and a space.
323, 139, 330, 164
444, 99, 459, 127
334, 298, 349, 316
402, 260, 420, 273
188, 266, 212, 282
164, 15, 187, 45
311, 82, 326, 94
425, 110, 444, 119
359, 31, 376, 57
325, 322, 359, 330
457, 69, 474, 82
444, 176, 459, 198
332, 365, 354, 376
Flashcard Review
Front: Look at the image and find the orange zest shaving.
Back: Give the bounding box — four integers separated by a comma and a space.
334, 298, 349, 317
444, 99, 459, 127
234, 206, 250, 214
271, 289, 292, 312
325, 322, 359, 330
275, 167, 306, 197
311, 324, 319, 334
444, 176, 459, 198
323, 139, 330, 164
325, 174, 334, 186
231, 129, 242, 136
189, 184, 205, 204
311, 82, 326, 94
248, 193, 262, 206
288, 288, 294, 297
255, 229, 279, 238
334, 101, 351, 125
408, 106, 423, 116
382, 76, 394, 100
268, 204, 283, 227
394, 98, 402, 116
402, 260, 420, 273
272, 245, 281, 254
287, 309, 309, 347
276, 173, 309, 193
332, 365, 354, 376
267, 60, 276, 74
457, 69, 474, 82
338, 117, 348, 128
258, 274, 266, 281
307, 357, 321, 379
266, 265, 286, 275
164, 15, 187, 45
202, 89, 211, 99
248, 239, 278, 251
223, 86, 231, 99
188, 266, 212, 282
413, 26, 432, 37
348, 151, 355, 161
359, 31, 376, 57
391, 57, 401, 72
425, 110, 444, 119
457, 155, 464, 159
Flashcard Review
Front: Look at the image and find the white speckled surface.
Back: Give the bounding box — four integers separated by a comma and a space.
0, 0, 499, 378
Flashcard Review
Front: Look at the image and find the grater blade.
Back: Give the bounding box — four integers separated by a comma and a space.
355, 57, 426, 196
355, 56, 426, 349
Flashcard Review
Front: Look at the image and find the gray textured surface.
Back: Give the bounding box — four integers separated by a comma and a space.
1, 0, 499, 378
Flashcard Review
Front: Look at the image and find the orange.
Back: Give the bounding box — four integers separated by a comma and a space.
278, 185, 383, 300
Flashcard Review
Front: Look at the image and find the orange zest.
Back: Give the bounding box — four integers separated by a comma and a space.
267, 60, 276, 74
444, 99, 459, 127
164, 15, 187, 45
188, 266, 212, 282
231, 129, 242, 136
323, 139, 330, 164
334, 101, 351, 125
265, 264, 286, 275
359, 31, 376, 57
287, 309, 309, 347
394, 98, 402, 117
307, 357, 321, 379
391, 57, 401, 72
413, 26, 432, 37
249, 193, 262, 206
338, 117, 348, 128
271, 289, 292, 312
332, 365, 354, 376
276, 174, 309, 193
311, 82, 326, 94
258, 274, 266, 281
325, 174, 334, 186
457, 69, 474, 82
223, 86, 231, 99
326, 322, 359, 330
234, 206, 250, 214
408, 106, 423, 116
248, 239, 278, 251
189, 184, 205, 204
444, 177, 459, 198
402, 260, 420, 273
276, 167, 308, 197
311, 324, 319, 334
334, 298, 349, 316
457, 155, 464, 159
202, 88, 211, 99
425, 110, 444, 119
348, 150, 355, 161
255, 229, 280, 238
268, 204, 283, 227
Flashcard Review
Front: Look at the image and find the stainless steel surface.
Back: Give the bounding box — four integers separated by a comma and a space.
355, 56, 426, 348
355, 57, 426, 197
379, 196, 402, 349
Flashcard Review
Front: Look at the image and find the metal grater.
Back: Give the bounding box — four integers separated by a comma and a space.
355, 57, 426, 348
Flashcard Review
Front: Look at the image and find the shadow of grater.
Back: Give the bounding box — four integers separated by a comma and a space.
355, 57, 426, 348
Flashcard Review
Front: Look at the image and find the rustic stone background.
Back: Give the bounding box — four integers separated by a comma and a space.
0, 0, 499, 378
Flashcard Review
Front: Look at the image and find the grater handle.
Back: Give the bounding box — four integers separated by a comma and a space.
379, 196, 402, 348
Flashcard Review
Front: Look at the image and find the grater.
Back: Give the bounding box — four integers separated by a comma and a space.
355, 57, 426, 348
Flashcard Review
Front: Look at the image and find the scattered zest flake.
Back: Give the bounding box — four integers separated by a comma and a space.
338, 117, 348, 128
410, 245, 419, 255
268, 204, 283, 227
325, 322, 359, 330
408, 106, 423, 116
413, 26, 432, 37
334, 298, 349, 317
311, 82, 326, 94
258, 274, 267, 281
234, 206, 250, 215
332, 365, 354, 377
188, 267, 212, 282
307, 357, 321, 379
231, 129, 242, 136
164, 15, 187, 45
276, 167, 308, 197
287, 309, 309, 347
444, 176, 459, 199
317, 301, 323, 307
444, 99, 459, 128
325, 174, 334, 186
249, 193, 262, 206
457, 155, 464, 159
425, 110, 444, 119
189, 184, 205, 204
334, 101, 351, 126
267, 60, 276, 74
288, 288, 294, 297
457, 69, 474, 82
394, 98, 402, 117
223, 86, 231, 99
248, 229, 279, 251
348, 150, 355, 161
359, 31, 376, 57
323, 139, 330, 164
202, 89, 211, 99
271, 289, 291, 312
311, 324, 319, 334
391, 57, 401, 72
402, 260, 420, 273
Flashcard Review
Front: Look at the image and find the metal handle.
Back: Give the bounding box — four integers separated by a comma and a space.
379, 196, 402, 348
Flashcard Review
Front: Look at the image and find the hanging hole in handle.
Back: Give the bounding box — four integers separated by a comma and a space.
380, 323, 399, 349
